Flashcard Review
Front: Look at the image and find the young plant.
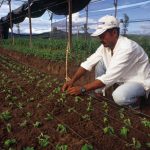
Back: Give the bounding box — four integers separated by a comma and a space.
120, 126, 129, 138
19, 120, 28, 128
103, 125, 115, 135
102, 101, 109, 114
6, 123, 12, 133
0, 110, 12, 121
56, 144, 68, 150
81, 114, 91, 121
56, 124, 67, 134
74, 96, 83, 103
44, 113, 54, 121
141, 118, 150, 128
67, 107, 75, 113
86, 101, 93, 112
37, 133, 49, 148
26, 112, 32, 118
126, 137, 141, 149
33, 121, 42, 128
4, 138, 16, 148
81, 144, 94, 150
146, 143, 150, 148
118, 108, 125, 119
123, 118, 132, 127
103, 116, 109, 124
23, 147, 35, 150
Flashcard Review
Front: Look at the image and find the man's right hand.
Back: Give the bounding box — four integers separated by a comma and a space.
62, 80, 73, 92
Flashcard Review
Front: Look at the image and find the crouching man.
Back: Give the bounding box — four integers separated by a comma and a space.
62, 15, 150, 108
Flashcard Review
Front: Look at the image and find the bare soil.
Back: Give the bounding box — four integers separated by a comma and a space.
0, 48, 149, 150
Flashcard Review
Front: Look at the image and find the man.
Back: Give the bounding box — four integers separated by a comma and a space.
62, 15, 150, 107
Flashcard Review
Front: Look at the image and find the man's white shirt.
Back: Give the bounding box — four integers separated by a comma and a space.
81, 36, 150, 92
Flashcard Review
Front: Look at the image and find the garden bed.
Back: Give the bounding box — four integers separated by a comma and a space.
0, 49, 150, 150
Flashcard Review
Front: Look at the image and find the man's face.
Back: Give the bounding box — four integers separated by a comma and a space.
98, 29, 117, 49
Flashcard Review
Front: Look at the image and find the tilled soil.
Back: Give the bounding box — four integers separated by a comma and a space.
0, 48, 149, 150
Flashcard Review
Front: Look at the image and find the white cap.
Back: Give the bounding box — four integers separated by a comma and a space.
91, 15, 120, 36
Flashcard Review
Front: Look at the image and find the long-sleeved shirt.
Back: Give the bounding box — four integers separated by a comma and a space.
81, 36, 150, 92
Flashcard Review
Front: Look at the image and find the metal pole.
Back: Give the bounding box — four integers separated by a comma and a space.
28, 0, 32, 48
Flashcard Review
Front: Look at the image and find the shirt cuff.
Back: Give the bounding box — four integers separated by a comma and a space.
80, 62, 92, 71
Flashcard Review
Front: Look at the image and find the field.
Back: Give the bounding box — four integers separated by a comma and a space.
0, 36, 150, 150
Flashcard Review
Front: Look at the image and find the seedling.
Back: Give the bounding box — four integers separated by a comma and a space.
103, 125, 115, 135
81, 144, 94, 150
44, 113, 54, 121
56, 124, 67, 134
16, 102, 24, 109
26, 112, 32, 118
4, 139, 16, 148
86, 101, 93, 112
81, 114, 91, 121
23, 147, 35, 150
56, 144, 68, 150
53, 87, 61, 94
37, 133, 49, 148
102, 101, 109, 114
126, 137, 141, 149
68, 107, 75, 113
123, 118, 132, 127
33, 121, 42, 128
37, 103, 42, 108
75, 96, 83, 103
141, 118, 150, 128
19, 120, 28, 128
120, 126, 129, 138
103, 116, 109, 124
0, 110, 12, 121
118, 108, 125, 119
146, 143, 150, 148
6, 123, 12, 133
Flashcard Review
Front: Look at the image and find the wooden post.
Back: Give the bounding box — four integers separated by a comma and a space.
68, 0, 72, 51
65, 0, 72, 81
65, 15, 67, 39
85, 5, 88, 41
28, 0, 32, 48
8, 0, 14, 45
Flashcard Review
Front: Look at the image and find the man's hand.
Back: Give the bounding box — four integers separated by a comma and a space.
67, 86, 82, 95
62, 80, 73, 92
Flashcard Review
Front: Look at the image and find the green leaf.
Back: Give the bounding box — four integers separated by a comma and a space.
81, 144, 94, 150
120, 127, 129, 138
146, 143, 150, 148
4, 139, 16, 147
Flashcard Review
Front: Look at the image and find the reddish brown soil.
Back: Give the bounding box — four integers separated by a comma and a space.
0, 48, 149, 150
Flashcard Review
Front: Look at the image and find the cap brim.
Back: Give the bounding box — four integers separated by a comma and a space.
91, 28, 107, 37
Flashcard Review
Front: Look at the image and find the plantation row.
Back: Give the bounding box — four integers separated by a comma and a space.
1, 35, 150, 63
0, 54, 150, 150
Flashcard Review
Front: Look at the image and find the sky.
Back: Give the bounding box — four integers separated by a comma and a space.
0, 0, 150, 35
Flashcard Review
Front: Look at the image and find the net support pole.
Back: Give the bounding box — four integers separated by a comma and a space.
65, 0, 72, 82
28, 0, 32, 48
8, 0, 14, 45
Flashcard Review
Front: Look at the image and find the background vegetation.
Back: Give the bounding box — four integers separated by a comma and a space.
1, 35, 150, 63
